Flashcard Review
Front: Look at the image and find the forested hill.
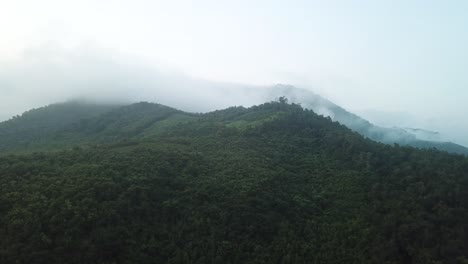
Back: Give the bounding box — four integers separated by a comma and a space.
1, 99, 468, 263
2, 95, 468, 156
0, 101, 121, 153
0, 101, 195, 154
271, 85, 468, 155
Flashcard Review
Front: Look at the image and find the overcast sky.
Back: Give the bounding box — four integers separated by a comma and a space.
1, 0, 467, 145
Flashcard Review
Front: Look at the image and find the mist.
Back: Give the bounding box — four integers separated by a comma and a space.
1, 0, 468, 147
1, 44, 468, 147
0, 45, 269, 120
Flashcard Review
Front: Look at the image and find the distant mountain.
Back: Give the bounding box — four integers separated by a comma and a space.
267, 85, 468, 155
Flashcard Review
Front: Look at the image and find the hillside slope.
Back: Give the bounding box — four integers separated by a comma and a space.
270, 85, 468, 155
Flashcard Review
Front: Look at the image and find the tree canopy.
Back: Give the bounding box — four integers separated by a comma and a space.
1, 100, 468, 263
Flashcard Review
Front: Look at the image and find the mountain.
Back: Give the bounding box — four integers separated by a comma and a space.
2, 85, 467, 156
268, 85, 468, 155
1, 99, 468, 263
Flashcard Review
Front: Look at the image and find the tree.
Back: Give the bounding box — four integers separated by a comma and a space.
278, 96, 288, 104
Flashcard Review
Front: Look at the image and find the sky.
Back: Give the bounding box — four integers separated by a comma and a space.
1, 0, 468, 145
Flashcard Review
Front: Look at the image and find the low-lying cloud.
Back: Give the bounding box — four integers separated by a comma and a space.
0, 45, 271, 121
1, 45, 467, 147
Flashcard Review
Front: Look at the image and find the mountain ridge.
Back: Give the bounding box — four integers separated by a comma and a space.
1, 95, 467, 156
269, 85, 468, 155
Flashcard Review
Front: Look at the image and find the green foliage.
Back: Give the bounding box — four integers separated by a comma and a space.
0, 100, 468, 263
0, 101, 120, 153
0, 102, 195, 154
